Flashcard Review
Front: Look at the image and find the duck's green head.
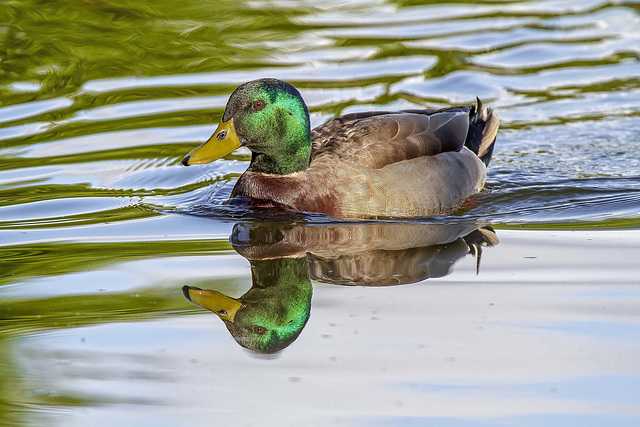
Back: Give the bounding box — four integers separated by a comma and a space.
182, 257, 312, 354
182, 78, 311, 175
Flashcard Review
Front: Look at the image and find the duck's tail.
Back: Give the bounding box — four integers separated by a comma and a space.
465, 98, 500, 166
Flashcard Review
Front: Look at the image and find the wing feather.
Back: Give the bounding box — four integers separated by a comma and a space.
310, 109, 470, 169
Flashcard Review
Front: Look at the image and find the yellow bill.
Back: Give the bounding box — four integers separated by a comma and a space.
182, 286, 243, 322
181, 118, 241, 166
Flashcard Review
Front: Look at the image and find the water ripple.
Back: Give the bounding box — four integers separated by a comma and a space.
0, 0, 639, 240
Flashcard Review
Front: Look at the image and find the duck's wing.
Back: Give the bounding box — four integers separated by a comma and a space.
310, 108, 471, 168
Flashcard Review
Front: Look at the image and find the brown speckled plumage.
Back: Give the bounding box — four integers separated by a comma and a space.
232, 222, 500, 286
232, 102, 499, 218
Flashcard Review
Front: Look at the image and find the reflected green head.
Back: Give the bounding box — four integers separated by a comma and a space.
184, 257, 312, 354
226, 258, 312, 353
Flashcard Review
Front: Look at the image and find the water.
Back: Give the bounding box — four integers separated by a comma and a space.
1, 0, 640, 425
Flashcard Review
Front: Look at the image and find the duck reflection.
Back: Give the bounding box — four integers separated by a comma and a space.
183, 222, 498, 353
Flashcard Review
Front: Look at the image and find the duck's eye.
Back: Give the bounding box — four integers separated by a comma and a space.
217, 130, 227, 140
252, 100, 265, 112
251, 325, 267, 335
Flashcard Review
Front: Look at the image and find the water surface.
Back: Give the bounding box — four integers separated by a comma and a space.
1, 0, 640, 425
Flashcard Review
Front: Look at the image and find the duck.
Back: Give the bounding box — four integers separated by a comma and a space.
181, 78, 500, 218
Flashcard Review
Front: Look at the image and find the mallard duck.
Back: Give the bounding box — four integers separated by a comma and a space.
182, 78, 500, 218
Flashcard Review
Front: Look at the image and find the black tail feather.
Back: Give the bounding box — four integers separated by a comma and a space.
464, 98, 499, 166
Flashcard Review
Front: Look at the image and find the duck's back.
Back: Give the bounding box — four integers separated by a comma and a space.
310, 108, 470, 168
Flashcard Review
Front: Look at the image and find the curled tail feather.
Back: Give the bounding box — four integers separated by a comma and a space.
465, 98, 500, 166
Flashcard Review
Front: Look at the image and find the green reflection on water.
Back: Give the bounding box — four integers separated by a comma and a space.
0, 288, 197, 337
0, 239, 231, 285
0, 0, 291, 96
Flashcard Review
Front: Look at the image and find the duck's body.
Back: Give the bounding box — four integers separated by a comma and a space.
233, 107, 498, 218
183, 79, 499, 218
